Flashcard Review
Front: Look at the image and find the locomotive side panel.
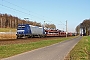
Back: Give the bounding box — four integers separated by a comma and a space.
29, 25, 45, 37
29, 25, 45, 35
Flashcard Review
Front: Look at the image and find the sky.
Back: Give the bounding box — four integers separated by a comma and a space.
0, 0, 90, 32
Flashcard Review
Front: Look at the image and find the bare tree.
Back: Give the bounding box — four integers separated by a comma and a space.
76, 19, 90, 36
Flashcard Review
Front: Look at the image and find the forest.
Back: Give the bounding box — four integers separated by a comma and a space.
0, 13, 56, 29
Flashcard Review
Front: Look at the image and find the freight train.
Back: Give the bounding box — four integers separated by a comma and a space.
16, 24, 75, 38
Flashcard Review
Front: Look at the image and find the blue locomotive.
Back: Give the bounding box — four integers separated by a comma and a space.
16, 24, 45, 38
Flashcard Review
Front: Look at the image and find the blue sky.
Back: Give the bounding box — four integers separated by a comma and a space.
0, 0, 90, 32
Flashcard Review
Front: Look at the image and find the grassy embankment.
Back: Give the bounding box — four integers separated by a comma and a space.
65, 36, 90, 60
0, 28, 17, 39
0, 36, 77, 59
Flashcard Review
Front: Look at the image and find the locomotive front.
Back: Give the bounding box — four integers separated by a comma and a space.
16, 24, 31, 38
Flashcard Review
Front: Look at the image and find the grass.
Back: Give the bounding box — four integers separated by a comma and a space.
66, 36, 90, 60
0, 36, 76, 59
0, 28, 16, 32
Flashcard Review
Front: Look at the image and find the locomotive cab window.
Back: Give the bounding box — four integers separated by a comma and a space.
18, 26, 25, 29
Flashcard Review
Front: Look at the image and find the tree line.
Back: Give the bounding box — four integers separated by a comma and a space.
0, 13, 56, 29
76, 19, 90, 36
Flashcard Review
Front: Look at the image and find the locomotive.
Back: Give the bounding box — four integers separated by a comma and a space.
16, 24, 45, 38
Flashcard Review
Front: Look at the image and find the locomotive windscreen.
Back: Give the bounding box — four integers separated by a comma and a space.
18, 26, 25, 29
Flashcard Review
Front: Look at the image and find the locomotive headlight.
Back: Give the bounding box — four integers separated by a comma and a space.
17, 30, 24, 34
17, 30, 24, 32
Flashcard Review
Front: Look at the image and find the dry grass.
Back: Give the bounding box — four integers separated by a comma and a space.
0, 28, 17, 39
0, 28, 16, 32
0, 33, 16, 39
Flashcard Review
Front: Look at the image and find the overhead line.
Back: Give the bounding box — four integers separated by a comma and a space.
2, 0, 54, 22
1, 0, 62, 27
2, 0, 46, 20
0, 3, 44, 21
0, 3, 31, 16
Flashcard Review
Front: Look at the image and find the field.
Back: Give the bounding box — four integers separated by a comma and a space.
0, 33, 16, 39
65, 36, 90, 60
0, 36, 76, 59
0, 28, 16, 32
0, 28, 17, 39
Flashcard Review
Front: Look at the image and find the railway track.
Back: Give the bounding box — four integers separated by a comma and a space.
0, 37, 62, 45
